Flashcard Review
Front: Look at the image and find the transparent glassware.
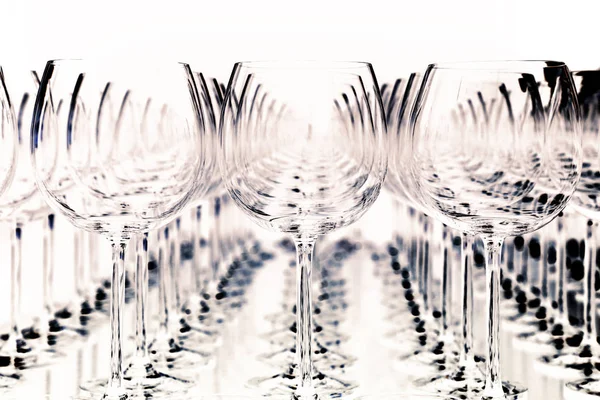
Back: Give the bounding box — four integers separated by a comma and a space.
254, 237, 359, 376
508, 216, 576, 358
219, 61, 387, 399
0, 66, 48, 387
179, 72, 227, 334
2, 69, 93, 360
378, 75, 467, 383
540, 69, 600, 394
145, 72, 225, 373
407, 61, 582, 399
30, 59, 210, 400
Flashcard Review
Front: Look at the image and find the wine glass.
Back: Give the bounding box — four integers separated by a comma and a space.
0, 66, 53, 387
0, 67, 17, 196
30, 59, 209, 400
4, 68, 91, 358
378, 74, 457, 362
0, 66, 21, 389
219, 61, 387, 399
407, 61, 581, 399
144, 72, 223, 377
544, 68, 600, 395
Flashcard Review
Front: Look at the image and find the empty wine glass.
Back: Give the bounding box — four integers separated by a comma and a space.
0, 67, 17, 196
379, 74, 460, 371
545, 69, 600, 395
0, 68, 19, 388
219, 61, 387, 399
4, 68, 90, 358
407, 61, 581, 399
0, 66, 51, 387
31, 59, 209, 400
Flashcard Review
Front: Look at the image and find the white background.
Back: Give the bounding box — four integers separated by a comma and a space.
2, 0, 599, 79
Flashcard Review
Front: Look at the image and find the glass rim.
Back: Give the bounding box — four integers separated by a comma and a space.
428, 59, 568, 72
572, 68, 600, 74
233, 60, 374, 70
44, 58, 192, 69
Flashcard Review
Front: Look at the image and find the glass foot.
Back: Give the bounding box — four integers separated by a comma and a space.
257, 346, 356, 372
80, 369, 191, 399
247, 365, 357, 398
537, 343, 600, 380
413, 362, 484, 389
0, 339, 39, 370
0, 369, 21, 389
148, 337, 214, 379
512, 330, 556, 355
565, 377, 600, 398
452, 381, 528, 400
394, 339, 460, 375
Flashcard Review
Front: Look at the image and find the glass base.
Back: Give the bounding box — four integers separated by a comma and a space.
413, 361, 526, 399
257, 346, 356, 373
176, 319, 223, 350
512, 331, 556, 355
44, 319, 89, 349
393, 339, 460, 375
413, 360, 481, 385
502, 311, 540, 334
0, 338, 39, 370
565, 377, 600, 398
453, 381, 528, 400
538, 343, 600, 379
263, 329, 349, 350
0, 369, 21, 389
247, 366, 357, 398
148, 337, 214, 378
80, 369, 191, 399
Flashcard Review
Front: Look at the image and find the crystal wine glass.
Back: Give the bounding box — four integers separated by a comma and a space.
219, 61, 387, 399
30, 59, 209, 400
407, 61, 581, 399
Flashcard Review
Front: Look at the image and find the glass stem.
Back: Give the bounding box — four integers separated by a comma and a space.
540, 233, 548, 300
482, 236, 505, 398
533, 232, 545, 296
105, 240, 127, 399
556, 219, 567, 319
193, 205, 203, 296
158, 228, 171, 337
416, 216, 423, 302
584, 221, 597, 343
417, 216, 429, 313
294, 236, 317, 398
512, 241, 522, 291
460, 233, 474, 366
43, 215, 54, 317
210, 197, 221, 284
135, 233, 149, 360
10, 223, 22, 341
423, 222, 431, 314
74, 225, 86, 299
520, 244, 528, 287
89, 232, 99, 285
440, 225, 451, 337
170, 218, 182, 313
